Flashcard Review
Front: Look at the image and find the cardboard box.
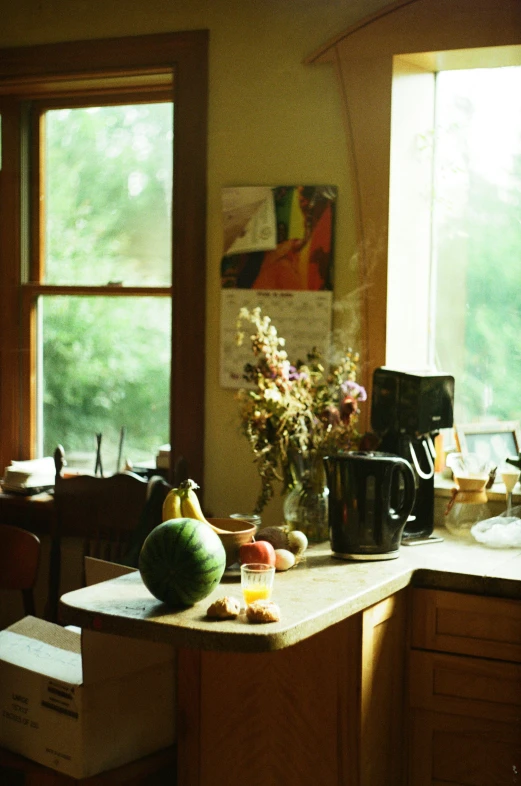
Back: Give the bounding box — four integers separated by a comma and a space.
83, 555, 137, 587
0, 611, 176, 778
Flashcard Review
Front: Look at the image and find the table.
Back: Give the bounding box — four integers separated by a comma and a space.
0, 490, 54, 534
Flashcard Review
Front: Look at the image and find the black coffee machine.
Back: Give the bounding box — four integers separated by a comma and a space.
370, 367, 455, 540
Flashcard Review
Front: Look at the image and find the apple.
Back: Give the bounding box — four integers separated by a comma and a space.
239, 539, 276, 566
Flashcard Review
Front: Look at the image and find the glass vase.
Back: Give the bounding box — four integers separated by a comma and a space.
283, 451, 329, 543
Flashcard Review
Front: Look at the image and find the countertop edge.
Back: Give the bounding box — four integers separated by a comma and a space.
59, 552, 521, 653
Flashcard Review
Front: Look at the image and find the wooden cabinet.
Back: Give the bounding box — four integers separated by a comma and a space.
408, 589, 521, 785
360, 593, 407, 786
176, 591, 408, 786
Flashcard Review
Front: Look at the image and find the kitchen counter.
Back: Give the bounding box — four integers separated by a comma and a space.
58, 527, 521, 786
59, 527, 521, 653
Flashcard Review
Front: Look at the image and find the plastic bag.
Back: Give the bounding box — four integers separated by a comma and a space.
471, 505, 521, 548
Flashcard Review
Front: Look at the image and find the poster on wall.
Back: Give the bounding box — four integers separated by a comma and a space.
220, 185, 337, 388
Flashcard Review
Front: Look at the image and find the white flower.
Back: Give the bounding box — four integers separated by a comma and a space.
264, 387, 282, 403
281, 360, 291, 378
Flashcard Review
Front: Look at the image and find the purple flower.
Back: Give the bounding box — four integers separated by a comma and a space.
341, 380, 367, 401
289, 365, 308, 381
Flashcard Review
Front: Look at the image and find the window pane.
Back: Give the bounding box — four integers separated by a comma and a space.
44, 103, 173, 286
39, 295, 171, 470
433, 66, 521, 424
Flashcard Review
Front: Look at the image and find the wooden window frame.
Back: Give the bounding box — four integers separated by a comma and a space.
0, 31, 208, 485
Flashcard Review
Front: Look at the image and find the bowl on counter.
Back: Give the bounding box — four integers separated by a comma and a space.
208, 517, 258, 568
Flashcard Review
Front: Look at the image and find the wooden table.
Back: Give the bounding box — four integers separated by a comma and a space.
0, 490, 54, 534
58, 531, 521, 786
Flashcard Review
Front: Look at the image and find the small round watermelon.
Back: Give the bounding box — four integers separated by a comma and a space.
139, 518, 226, 607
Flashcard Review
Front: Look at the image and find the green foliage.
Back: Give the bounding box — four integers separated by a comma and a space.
437, 153, 521, 422
41, 103, 173, 466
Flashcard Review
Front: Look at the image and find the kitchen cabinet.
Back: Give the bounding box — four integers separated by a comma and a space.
177, 591, 407, 786
408, 589, 521, 785
57, 534, 521, 786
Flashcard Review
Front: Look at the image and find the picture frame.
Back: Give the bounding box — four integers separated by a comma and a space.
455, 421, 521, 467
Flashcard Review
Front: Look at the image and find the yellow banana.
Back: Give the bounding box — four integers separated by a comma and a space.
178, 479, 228, 535
178, 479, 209, 523
162, 487, 183, 522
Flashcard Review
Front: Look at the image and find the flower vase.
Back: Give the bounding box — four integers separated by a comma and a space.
283, 451, 329, 543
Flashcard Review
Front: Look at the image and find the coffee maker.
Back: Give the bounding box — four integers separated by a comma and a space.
370, 368, 455, 540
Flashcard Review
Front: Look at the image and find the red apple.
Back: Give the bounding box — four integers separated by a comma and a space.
239, 540, 276, 566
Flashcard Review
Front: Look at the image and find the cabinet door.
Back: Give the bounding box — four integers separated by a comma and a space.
360, 591, 408, 786
177, 591, 409, 786
409, 649, 521, 724
412, 589, 521, 662
178, 615, 358, 786
409, 708, 521, 786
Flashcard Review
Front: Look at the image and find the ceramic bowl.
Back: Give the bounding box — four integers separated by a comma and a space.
208, 517, 257, 568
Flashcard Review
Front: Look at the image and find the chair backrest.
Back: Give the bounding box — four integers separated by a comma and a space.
48, 446, 155, 622
0, 524, 41, 616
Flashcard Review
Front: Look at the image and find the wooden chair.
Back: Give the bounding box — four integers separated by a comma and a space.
0, 523, 41, 617
48, 446, 170, 623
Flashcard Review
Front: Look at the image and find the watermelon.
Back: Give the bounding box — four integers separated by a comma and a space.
139, 517, 226, 607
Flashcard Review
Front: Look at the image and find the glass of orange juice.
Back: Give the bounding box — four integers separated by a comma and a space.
240, 563, 275, 606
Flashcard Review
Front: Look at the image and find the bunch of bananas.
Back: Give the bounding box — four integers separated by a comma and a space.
162, 479, 225, 534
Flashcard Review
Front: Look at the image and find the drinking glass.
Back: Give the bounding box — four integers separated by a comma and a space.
240, 563, 275, 607
501, 465, 521, 515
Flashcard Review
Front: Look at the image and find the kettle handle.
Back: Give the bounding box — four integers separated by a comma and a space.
388, 458, 416, 522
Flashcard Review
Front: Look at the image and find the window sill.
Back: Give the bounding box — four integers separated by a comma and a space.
435, 473, 521, 505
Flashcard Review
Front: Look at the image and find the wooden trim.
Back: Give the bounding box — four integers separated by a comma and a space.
170, 34, 208, 488
21, 284, 172, 297
305, 0, 521, 65
0, 31, 209, 85
28, 88, 173, 111
20, 287, 36, 459
332, 52, 393, 403
305, 0, 418, 64
30, 106, 44, 283
0, 98, 22, 472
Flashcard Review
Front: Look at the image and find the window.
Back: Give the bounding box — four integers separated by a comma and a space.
432, 66, 521, 425
34, 100, 173, 469
0, 33, 207, 482
388, 57, 521, 430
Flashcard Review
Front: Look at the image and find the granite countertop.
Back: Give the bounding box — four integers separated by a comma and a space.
59, 527, 521, 654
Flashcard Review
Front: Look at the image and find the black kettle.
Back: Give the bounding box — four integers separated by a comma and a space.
324, 451, 416, 561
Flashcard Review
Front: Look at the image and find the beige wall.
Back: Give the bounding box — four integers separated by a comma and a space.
0, 0, 389, 527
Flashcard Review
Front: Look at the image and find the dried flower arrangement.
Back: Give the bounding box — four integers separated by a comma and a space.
236, 307, 366, 513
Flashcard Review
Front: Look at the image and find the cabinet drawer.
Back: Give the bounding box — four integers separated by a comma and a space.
409, 649, 521, 724
408, 708, 521, 786
412, 589, 521, 662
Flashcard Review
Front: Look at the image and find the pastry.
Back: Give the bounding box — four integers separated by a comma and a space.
206, 596, 241, 619
246, 599, 281, 623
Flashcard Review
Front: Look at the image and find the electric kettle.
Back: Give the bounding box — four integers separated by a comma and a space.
324, 451, 416, 560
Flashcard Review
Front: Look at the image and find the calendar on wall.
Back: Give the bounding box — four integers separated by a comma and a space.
220, 185, 337, 389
